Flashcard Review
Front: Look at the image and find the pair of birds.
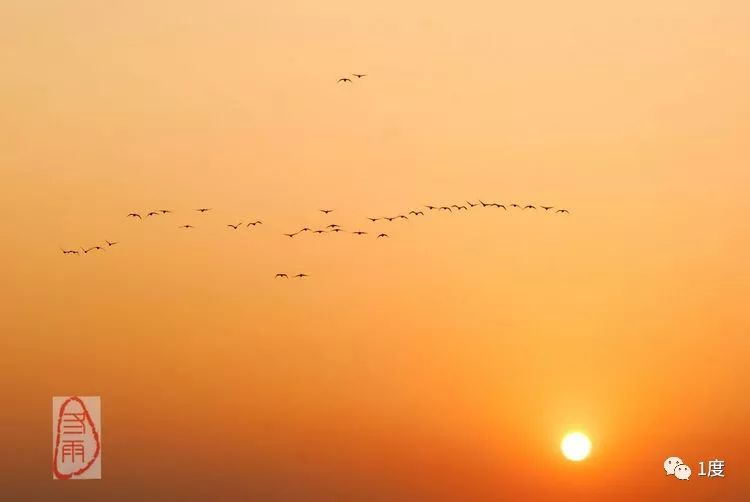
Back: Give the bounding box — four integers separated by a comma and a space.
127, 209, 172, 219
275, 273, 309, 279
337, 74, 367, 83
228, 220, 263, 229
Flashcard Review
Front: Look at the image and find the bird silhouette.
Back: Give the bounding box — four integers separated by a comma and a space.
338, 78, 352, 83
467, 201, 478, 208
61, 248, 79, 255
105, 240, 118, 246
246, 220, 263, 226
425, 205, 437, 210
179, 224, 194, 229
368, 217, 381, 222
299, 227, 312, 233
439, 206, 452, 212
541, 206, 554, 211
352, 74, 367, 78
326, 224, 340, 229
352, 231, 368, 235
147, 211, 160, 217
398, 215, 409, 220
160, 209, 172, 214
81, 246, 104, 254
127, 213, 141, 219
492, 203, 507, 210
283, 232, 297, 238
377, 233, 389, 238
385, 217, 396, 222
313, 229, 326, 234
294, 273, 309, 278
509, 204, 521, 209
320, 209, 334, 214
456, 205, 468, 211
275, 273, 288, 279
227, 223, 242, 229
523, 205, 537, 210
195, 208, 212, 213
556, 209, 570, 214
408, 210, 425, 216
330, 228, 344, 233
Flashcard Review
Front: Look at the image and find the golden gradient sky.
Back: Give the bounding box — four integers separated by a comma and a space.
2, 0, 749, 500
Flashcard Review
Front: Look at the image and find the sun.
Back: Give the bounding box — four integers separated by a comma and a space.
561, 432, 591, 461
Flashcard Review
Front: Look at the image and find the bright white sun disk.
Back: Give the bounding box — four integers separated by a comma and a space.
561, 432, 591, 461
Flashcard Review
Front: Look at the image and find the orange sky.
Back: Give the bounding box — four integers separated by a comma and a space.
2, 0, 749, 499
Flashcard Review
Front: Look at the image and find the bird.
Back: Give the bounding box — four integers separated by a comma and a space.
81, 246, 104, 254
330, 228, 345, 233
397, 215, 409, 220
491, 203, 507, 210
456, 205, 468, 211
160, 209, 172, 214
467, 201, 478, 208
326, 224, 340, 229
385, 217, 397, 222
61, 248, 79, 255
439, 206, 452, 212
127, 213, 141, 219
338, 78, 352, 83
105, 240, 118, 246
283, 232, 297, 238
179, 224, 194, 229
523, 205, 537, 210
368, 217, 381, 222
299, 227, 312, 232
246, 220, 263, 226
227, 223, 242, 229
479, 200, 490, 208
275, 273, 288, 279
425, 205, 437, 210
147, 211, 160, 217
556, 209, 570, 214
352, 231, 368, 235
195, 208, 212, 213
352, 73, 367, 78
313, 229, 326, 234
377, 233, 389, 238
320, 209, 334, 214
509, 204, 521, 209
541, 206, 554, 211
408, 210, 424, 216
294, 273, 309, 278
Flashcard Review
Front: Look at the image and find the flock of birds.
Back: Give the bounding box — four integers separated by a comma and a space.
60, 201, 571, 279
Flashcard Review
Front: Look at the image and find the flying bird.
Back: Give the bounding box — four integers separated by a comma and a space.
509, 204, 521, 209
61, 248, 79, 255
330, 228, 344, 233
523, 205, 537, 210
160, 209, 172, 214
541, 206, 554, 211
439, 206, 452, 212
294, 273, 309, 278
275, 273, 289, 279
479, 200, 490, 207
338, 78, 352, 83
492, 203, 507, 210
425, 205, 437, 210
283, 232, 297, 238
105, 240, 118, 246
377, 233, 389, 238
227, 223, 242, 229
368, 217, 381, 222
326, 224, 340, 229
352, 231, 368, 235
81, 246, 104, 254
127, 213, 141, 219
398, 215, 409, 220
179, 224, 194, 229
313, 229, 327, 234
408, 210, 424, 216
320, 209, 334, 214
246, 220, 263, 226
556, 209, 570, 214
195, 208, 212, 213
467, 201, 478, 208
352, 74, 367, 78
147, 211, 160, 217
385, 217, 397, 222
299, 227, 312, 232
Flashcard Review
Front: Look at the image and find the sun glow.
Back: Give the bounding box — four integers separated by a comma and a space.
561, 432, 591, 462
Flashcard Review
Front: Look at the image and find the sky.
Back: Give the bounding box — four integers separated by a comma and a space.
1, 0, 749, 500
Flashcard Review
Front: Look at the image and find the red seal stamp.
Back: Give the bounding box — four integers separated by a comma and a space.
52, 396, 101, 480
